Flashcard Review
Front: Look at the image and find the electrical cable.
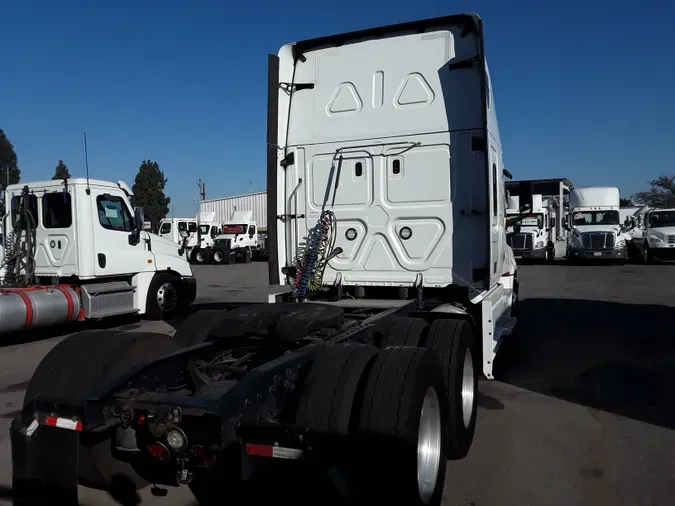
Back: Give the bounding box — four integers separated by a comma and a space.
1, 187, 37, 287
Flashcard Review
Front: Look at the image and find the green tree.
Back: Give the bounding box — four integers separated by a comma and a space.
0, 128, 21, 191
130, 160, 170, 229
633, 175, 675, 208
619, 198, 634, 206
52, 160, 71, 180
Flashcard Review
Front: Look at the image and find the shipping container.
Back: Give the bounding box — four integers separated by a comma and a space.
199, 191, 267, 230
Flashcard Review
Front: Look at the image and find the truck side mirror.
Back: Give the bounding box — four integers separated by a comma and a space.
562, 217, 568, 229
538, 221, 544, 230
129, 206, 145, 245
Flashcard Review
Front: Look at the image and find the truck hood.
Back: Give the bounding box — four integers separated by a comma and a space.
572, 224, 621, 235
648, 226, 675, 239
145, 232, 182, 257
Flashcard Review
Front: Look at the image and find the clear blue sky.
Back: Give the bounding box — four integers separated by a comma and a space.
2, 0, 674, 216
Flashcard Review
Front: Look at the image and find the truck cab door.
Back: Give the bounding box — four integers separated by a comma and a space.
90, 191, 154, 277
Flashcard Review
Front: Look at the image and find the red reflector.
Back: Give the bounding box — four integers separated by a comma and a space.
245, 443, 303, 460
43, 416, 82, 432
246, 443, 273, 457
147, 442, 170, 461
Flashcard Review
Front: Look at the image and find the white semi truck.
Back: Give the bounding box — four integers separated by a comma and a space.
506, 194, 558, 261
0, 178, 197, 335
12, 14, 524, 506
636, 207, 675, 262
209, 210, 268, 264
565, 186, 627, 261
158, 213, 224, 264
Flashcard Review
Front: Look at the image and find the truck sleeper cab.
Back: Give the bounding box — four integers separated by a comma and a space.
12, 13, 519, 506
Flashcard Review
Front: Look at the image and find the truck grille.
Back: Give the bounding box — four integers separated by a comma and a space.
668, 235, 675, 245
581, 232, 615, 250
508, 233, 533, 251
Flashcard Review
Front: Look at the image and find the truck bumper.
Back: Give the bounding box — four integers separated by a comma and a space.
512, 248, 547, 260
182, 276, 198, 305
650, 247, 675, 260
568, 247, 626, 260
10, 415, 80, 505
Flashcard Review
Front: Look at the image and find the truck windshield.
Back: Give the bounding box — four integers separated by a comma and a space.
648, 211, 675, 228
572, 210, 620, 226
199, 225, 209, 235
223, 224, 247, 234
519, 214, 543, 227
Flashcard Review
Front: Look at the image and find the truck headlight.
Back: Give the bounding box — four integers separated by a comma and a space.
648, 236, 663, 245
535, 241, 545, 249
570, 235, 581, 247
615, 239, 626, 248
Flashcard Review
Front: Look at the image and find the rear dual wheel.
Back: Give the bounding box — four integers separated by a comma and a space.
296, 344, 448, 505
375, 316, 478, 459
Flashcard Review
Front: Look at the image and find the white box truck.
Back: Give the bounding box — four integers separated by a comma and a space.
565, 186, 627, 261
506, 194, 557, 261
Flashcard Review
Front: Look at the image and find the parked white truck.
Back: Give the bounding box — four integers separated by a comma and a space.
12, 14, 524, 506
506, 194, 557, 261
565, 186, 627, 261
0, 178, 197, 335
158, 213, 224, 264
637, 208, 675, 262
209, 210, 267, 264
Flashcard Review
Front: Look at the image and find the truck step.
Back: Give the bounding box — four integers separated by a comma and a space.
81, 281, 138, 319
494, 315, 517, 341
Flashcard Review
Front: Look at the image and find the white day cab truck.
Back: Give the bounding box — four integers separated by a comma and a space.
565, 186, 627, 262
0, 178, 197, 335
635, 208, 675, 263
12, 14, 524, 506
207, 210, 268, 264
158, 213, 223, 264
506, 194, 558, 261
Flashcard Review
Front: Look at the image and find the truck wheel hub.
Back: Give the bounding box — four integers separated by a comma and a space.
157, 282, 178, 311
417, 386, 442, 503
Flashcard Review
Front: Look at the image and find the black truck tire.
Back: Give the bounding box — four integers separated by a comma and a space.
295, 344, 379, 434
383, 316, 429, 348
173, 309, 229, 347
145, 272, 183, 320
424, 318, 478, 459
354, 346, 448, 505
23, 330, 183, 492
192, 248, 211, 265
211, 248, 227, 264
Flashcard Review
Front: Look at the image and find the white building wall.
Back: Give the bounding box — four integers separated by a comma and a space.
200, 191, 267, 229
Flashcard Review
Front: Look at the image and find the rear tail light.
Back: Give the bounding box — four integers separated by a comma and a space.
147, 442, 171, 462
191, 445, 216, 468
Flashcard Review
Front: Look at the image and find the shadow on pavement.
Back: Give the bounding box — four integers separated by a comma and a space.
494, 298, 675, 430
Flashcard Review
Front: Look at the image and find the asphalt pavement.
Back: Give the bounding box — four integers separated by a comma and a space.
1, 260, 674, 505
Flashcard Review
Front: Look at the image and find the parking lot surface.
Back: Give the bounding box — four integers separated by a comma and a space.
1, 261, 674, 505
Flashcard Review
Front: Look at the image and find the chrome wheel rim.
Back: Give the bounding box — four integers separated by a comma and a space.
417, 387, 442, 503
214, 251, 223, 262
196, 251, 204, 262
156, 282, 177, 311
462, 349, 475, 428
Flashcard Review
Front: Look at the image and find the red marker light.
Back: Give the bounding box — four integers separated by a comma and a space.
147, 442, 170, 462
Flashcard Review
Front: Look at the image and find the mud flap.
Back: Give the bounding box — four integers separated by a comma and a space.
11, 416, 80, 505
